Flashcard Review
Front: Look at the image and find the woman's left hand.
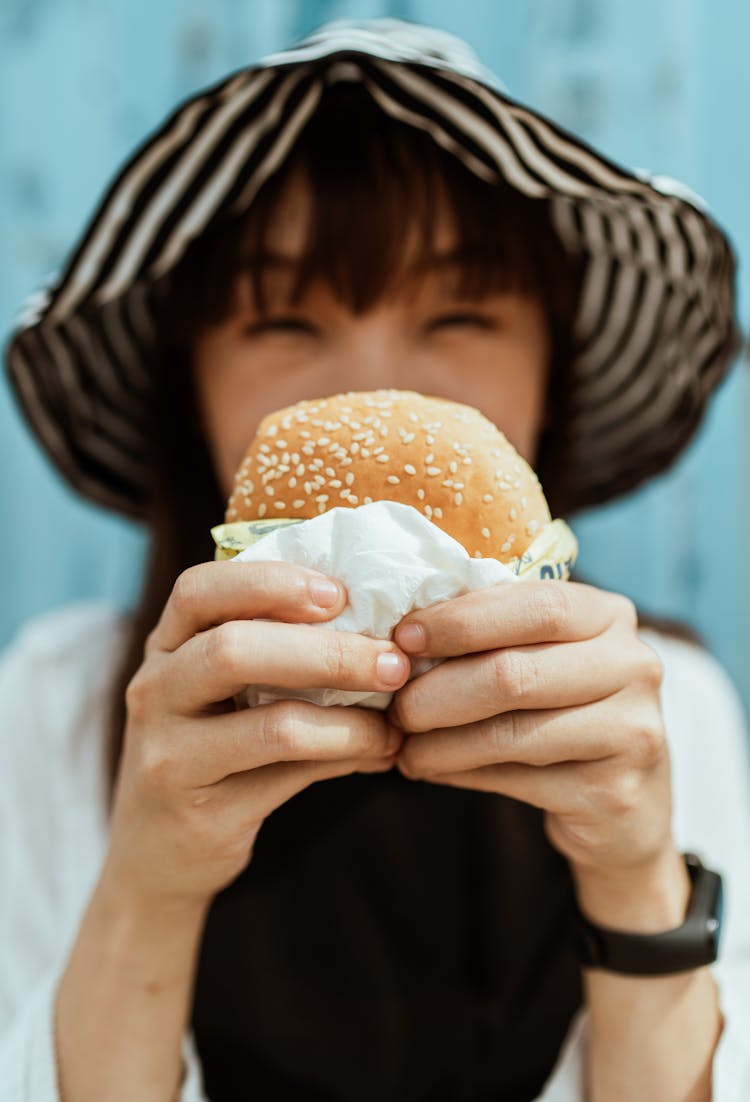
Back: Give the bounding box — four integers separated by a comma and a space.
389, 581, 678, 896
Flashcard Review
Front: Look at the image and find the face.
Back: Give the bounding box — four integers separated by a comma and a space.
193, 170, 550, 499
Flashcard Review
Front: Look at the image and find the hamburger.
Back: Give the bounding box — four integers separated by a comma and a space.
223, 390, 554, 564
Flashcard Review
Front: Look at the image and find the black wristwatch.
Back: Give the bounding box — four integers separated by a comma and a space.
573, 852, 724, 976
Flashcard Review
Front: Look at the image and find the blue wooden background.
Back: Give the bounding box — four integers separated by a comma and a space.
1, 0, 748, 715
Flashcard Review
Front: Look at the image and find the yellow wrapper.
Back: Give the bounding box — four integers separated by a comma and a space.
211, 513, 577, 579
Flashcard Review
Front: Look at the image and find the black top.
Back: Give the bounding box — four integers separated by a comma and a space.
191, 768, 583, 1101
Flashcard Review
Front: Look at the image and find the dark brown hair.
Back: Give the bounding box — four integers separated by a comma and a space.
105, 83, 583, 808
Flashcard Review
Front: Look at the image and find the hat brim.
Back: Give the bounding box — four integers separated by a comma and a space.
4, 21, 741, 518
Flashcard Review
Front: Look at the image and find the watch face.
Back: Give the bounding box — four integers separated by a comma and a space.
709, 878, 725, 954
574, 856, 725, 975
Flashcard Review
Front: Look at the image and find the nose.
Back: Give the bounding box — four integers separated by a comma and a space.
335, 318, 402, 390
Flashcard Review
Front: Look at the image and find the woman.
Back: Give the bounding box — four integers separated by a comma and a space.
2, 18, 749, 1102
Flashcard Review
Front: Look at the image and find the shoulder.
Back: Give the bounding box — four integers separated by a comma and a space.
639, 629, 746, 733
2, 601, 130, 667
638, 629, 750, 861
0, 601, 132, 778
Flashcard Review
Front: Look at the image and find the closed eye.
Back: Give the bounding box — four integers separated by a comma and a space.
425, 312, 496, 332
245, 316, 320, 337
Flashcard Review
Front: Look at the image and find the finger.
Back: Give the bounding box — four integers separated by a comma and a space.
197, 753, 398, 829
393, 581, 636, 658
396, 692, 665, 778
150, 560, 348, 654
398, 758, 622, 817
165, 620, 410, 712
390, 627, 651, 732
172, 700, 403, 786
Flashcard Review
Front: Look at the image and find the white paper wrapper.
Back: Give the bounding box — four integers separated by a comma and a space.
232, 500, 517, 710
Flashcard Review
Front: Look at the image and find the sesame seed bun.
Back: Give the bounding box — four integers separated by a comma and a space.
225, 390, 551, 561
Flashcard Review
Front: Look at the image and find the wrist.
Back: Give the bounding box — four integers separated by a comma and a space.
97, 863, 211, 941
571, 845, 691, 933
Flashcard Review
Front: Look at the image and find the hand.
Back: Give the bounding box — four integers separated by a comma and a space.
105, 561, 409, 913
389, 582, 676, 895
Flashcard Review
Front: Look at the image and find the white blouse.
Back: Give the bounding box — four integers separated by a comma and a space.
0, 602, 749, 1100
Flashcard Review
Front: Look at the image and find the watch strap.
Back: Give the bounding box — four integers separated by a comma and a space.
573, 853, 723, 976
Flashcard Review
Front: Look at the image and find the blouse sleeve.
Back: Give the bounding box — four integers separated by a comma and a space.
0, 605, 210, 1101
532, 633, 750, 1101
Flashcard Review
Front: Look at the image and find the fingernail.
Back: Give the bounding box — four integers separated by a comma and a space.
377, 651, 408, 686
309, 577, 341, 608
395, 622, 426, 653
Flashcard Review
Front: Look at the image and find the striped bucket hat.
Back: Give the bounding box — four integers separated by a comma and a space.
4, 18, 740, 519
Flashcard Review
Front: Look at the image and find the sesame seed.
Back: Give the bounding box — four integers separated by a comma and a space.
345, 472, 355, 486
317, 437, 330, 447
386, 475, 400, 485
363, 496, 372, 505
482, 494, 494, 504
325, 467, 335, 477
316, 494, 329, 503
499, 481, 511, 492
340, 457, 353, 466
266, 425, 278, 437
425, 504, 433, 519
265, 486, 275, 496
500, 539, 512, 554
434, 507, 443, 519
291, 453, 300, 465
350, 442, 360, 455
449, 461, 458, 474
329, 479, 342, 488
274, 501, 286, 510
296, 464, 305, 477
474, 550, 483, 559
293, 499, 305, 509
348, 495, 359, 505
521, 497, 528, 509
288, 477, 297, 488
417, 488, 425, 501
426, 467, 441, 477
301, 444, 315, 456
409, 412, 419, 423
304, 482, 313, 495
426, 453, 434, 464
259, 443, 271, 453
404, 464, 416, 475
481, 527, 491, 539
426, 434, 435, 445
361, 448, 370, 458
258, 503, 267, 517
509, 507, 518, 521
454, 493, 463, 506
339, 489, 351, 499
375, 454, 389, 464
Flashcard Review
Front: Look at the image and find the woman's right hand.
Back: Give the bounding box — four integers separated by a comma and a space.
103, 560, 410, 913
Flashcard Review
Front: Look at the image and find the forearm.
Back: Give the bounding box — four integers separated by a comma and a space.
55, 869, 209, 1102
574, 848, 723, 1102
